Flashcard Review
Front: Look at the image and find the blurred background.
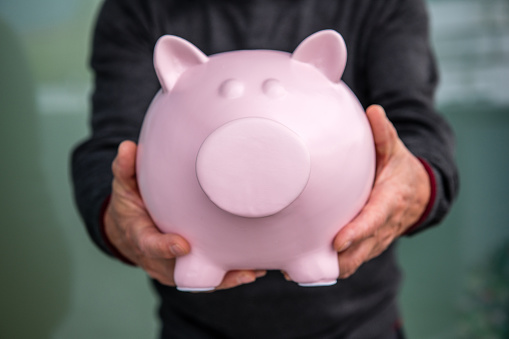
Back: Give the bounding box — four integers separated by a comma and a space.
0, 0, 508, 338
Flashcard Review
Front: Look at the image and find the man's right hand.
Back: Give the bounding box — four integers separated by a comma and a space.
104, 140, 265, 289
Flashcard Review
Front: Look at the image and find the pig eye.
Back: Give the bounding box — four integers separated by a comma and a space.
219, 79, 244, 99
262, 79, 286, 99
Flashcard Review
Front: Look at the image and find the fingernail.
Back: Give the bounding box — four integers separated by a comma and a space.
238, 274, 256, 285
338, 240, 352, 252
255, 270, 267, 278
170, 244, 186, 256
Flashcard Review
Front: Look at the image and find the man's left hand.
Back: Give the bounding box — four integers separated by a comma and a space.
333, 104, 431, 279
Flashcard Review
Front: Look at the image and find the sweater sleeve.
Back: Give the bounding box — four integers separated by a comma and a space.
364, 0, 459, 233
71, 0, 161, 256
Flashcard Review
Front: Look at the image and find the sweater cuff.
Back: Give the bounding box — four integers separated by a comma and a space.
403, 158, 437, 235
99, 195, 137, 266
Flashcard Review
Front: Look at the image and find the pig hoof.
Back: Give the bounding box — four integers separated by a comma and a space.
177, 286, 215, 292
298, 280, 337, 287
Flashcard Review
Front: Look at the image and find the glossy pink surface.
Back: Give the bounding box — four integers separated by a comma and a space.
137, 30, 375, 291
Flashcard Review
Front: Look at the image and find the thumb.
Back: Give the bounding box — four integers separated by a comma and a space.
112, 140, 138, 188
366, 105, 398, 166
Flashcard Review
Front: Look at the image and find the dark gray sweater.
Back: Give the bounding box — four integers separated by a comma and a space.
71, 0, 459, 337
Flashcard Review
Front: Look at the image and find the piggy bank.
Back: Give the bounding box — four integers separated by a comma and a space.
137, 30, 375, 291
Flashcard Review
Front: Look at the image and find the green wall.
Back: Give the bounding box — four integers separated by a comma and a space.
1, 1, 507, 338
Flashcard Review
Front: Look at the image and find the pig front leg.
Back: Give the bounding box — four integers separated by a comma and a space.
284, 248, 339, 287
173, 253, 227, 292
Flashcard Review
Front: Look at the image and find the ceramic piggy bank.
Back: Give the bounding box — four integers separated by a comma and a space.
137, 30, 375, 291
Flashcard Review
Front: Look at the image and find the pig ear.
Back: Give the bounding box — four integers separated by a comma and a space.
292, 30, 347, 83
154, 35, 209, 92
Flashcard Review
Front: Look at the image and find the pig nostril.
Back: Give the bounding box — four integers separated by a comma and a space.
196, 118, 310, 218
219, 79, 244, 99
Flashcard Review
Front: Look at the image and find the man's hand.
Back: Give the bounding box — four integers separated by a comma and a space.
104, 140, 265, 290
333, 105, 431, 279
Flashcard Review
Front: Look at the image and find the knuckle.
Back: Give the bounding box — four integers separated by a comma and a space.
394, 194, 407, 213
131, 245, 144, 260
135, 237, 152, 260
154, 240, 168, 257
377, 227, 393, 244
143, 234, 174, 259
125, 228, 143, 256
138, 234, 158, 257
372, 209, 389, 231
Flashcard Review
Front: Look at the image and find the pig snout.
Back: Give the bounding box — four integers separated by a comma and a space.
196, 117, 310, 218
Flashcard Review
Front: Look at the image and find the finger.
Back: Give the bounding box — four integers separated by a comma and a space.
337, 221, 399, 279
365, 105, 398, 165
334, 183, 392, 252
134, 223, 190, 259
337, 237, 377, 279
112, 140, 138, 188
334, 106, 399, 252
215, 270, 267, 290
281, 270, 292, 281
143, 258, 177, 287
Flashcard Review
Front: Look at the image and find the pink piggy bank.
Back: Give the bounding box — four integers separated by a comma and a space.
137, 30, 375, 291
